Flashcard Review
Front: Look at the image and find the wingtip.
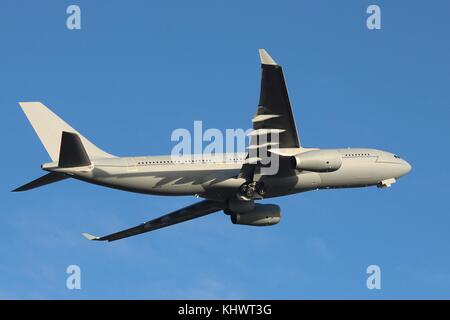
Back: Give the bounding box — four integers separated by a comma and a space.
258, 49, 278, 65
82, 233, 100, 241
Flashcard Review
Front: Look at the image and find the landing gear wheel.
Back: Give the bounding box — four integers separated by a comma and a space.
256, 182, 266, 197
239, 183, 254, 198
239, 181, 265, 199
245, 186, 255, 198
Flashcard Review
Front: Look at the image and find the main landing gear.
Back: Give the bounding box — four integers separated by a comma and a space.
238, 181, 266, 200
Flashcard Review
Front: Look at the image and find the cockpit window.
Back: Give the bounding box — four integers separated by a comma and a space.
394, 155, 401, 159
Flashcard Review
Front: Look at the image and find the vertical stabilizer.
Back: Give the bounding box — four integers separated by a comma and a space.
19, 102, 115, 161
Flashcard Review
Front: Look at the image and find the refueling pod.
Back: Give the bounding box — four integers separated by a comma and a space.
291, 150, 342, 172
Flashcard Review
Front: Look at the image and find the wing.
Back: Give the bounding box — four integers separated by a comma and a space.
82, 200, 225, 242
253, 49, 301, 149
242, 50, 301, 180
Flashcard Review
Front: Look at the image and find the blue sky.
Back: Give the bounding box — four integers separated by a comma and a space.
1, 0, 449, 299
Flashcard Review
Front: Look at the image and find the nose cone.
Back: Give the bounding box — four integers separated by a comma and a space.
399, 160, 412, 177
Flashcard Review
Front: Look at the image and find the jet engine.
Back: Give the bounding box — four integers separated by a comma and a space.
229, 204, 281, 226
291, 150, 342, 172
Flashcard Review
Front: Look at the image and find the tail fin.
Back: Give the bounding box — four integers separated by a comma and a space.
19, 102, 115, 161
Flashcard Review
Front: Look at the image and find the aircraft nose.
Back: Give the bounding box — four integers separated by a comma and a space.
405, 161, 412, 173
399, 160, 412, 177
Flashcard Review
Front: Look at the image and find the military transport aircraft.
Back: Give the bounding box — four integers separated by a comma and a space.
13, 49, 411, 242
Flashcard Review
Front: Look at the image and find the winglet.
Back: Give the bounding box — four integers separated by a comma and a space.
259, 49, 278, 65
82, 233, 100, 241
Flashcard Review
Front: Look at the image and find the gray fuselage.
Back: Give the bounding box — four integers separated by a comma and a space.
44, 148, 411, 202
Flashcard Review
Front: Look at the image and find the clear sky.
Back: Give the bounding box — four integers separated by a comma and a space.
1, 0, 449, 299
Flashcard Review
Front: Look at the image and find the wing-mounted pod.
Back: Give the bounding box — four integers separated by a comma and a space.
224, 199, 280, 226
291, 150, 342, 172
229, 203, 281, 226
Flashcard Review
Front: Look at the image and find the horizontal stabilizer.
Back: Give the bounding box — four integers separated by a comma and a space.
12, 172, 68, 192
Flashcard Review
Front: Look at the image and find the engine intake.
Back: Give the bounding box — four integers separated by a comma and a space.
291, 150, 342, 172
230, 204, 281, 226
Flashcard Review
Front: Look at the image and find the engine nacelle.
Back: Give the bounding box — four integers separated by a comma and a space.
230, 204, 281, 226
291, 150, 342, 172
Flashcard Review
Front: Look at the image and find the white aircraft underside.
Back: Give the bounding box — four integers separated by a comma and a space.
13, 49, 411, 242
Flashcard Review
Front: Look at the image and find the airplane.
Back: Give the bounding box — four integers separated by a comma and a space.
13, 49, 412, 242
